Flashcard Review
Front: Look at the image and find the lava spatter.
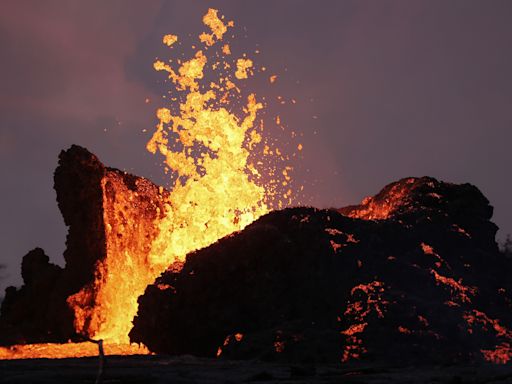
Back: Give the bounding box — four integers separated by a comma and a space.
69, 7, 292, 346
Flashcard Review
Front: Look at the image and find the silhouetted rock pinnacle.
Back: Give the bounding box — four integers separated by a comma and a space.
0, 145, 167, 344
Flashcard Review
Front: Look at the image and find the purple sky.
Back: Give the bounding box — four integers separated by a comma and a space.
1, 0, 511, 294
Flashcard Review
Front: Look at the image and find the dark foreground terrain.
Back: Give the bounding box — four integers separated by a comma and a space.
131, 177, 512, 365
1, 355, 512, 384
2, 147, 512, 377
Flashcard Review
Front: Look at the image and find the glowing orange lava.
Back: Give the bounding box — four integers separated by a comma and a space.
72, 7, 289, 346
0, 342, 149, 360
1, 8, 291, 360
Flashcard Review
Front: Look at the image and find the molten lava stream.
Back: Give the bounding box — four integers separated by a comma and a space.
0, 342, 149, 360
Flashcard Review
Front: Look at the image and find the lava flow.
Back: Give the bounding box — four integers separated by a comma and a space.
0, 8, 292, 359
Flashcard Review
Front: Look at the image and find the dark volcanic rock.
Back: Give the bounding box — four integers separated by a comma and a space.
130, 177, 512, 365
0, 248, 73, 344
0, 145, 167, 345
3, 148, 512, 368
54, 145, 108, 290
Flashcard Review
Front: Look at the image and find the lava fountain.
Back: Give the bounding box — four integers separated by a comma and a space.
68, 7, 289, 345
0, 8, 294, 359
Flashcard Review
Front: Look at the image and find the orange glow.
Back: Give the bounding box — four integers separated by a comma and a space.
341, 281, 387, 362
222, 44, 231, 55
74, 7, 287, 345
341, 322, 367, 336
398, 326, 412, 334
463, 310, 512, 363
274, 341, 285, 353
431, 269, 476, 304
216, 332, 244, 357
421, 242, 445, 269
235, 58, 254, 79
199, 8, 232, 46
163, 34, 178, 47
5, 8, 292, 360
482, 343, 512, 364
0, 342, 149, 360
342, 178, 416, 220
66, 171, 168, 343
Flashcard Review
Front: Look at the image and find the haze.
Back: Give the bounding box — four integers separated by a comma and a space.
1, 0, 511, 294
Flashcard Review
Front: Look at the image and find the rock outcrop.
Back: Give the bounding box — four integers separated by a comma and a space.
0, 145, 167, 345
2, 146, 511, 367
130, 177, 512, 365
0, 248, 73, 344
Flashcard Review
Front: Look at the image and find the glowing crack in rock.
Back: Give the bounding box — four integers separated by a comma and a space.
430, 269, 477, 304
463, 310, 512, 364
340, 281, 388, 362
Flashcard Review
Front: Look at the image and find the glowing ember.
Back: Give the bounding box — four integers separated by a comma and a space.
463, 310, 512, 364
216, 332, 244, 357
341, 281, 387, 362
431, 269, 476, 304
163, 34, 178, 47
482, 343, 512, 364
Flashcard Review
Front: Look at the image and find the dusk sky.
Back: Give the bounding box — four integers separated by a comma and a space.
1, 0, 511, 294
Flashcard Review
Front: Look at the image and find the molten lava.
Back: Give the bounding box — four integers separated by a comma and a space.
0, 342, 148, 360
78, 7, 288, 346
0, 8, 292, 359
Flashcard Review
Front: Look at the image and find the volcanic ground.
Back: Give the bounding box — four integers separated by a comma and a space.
1, 145, 512, 382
